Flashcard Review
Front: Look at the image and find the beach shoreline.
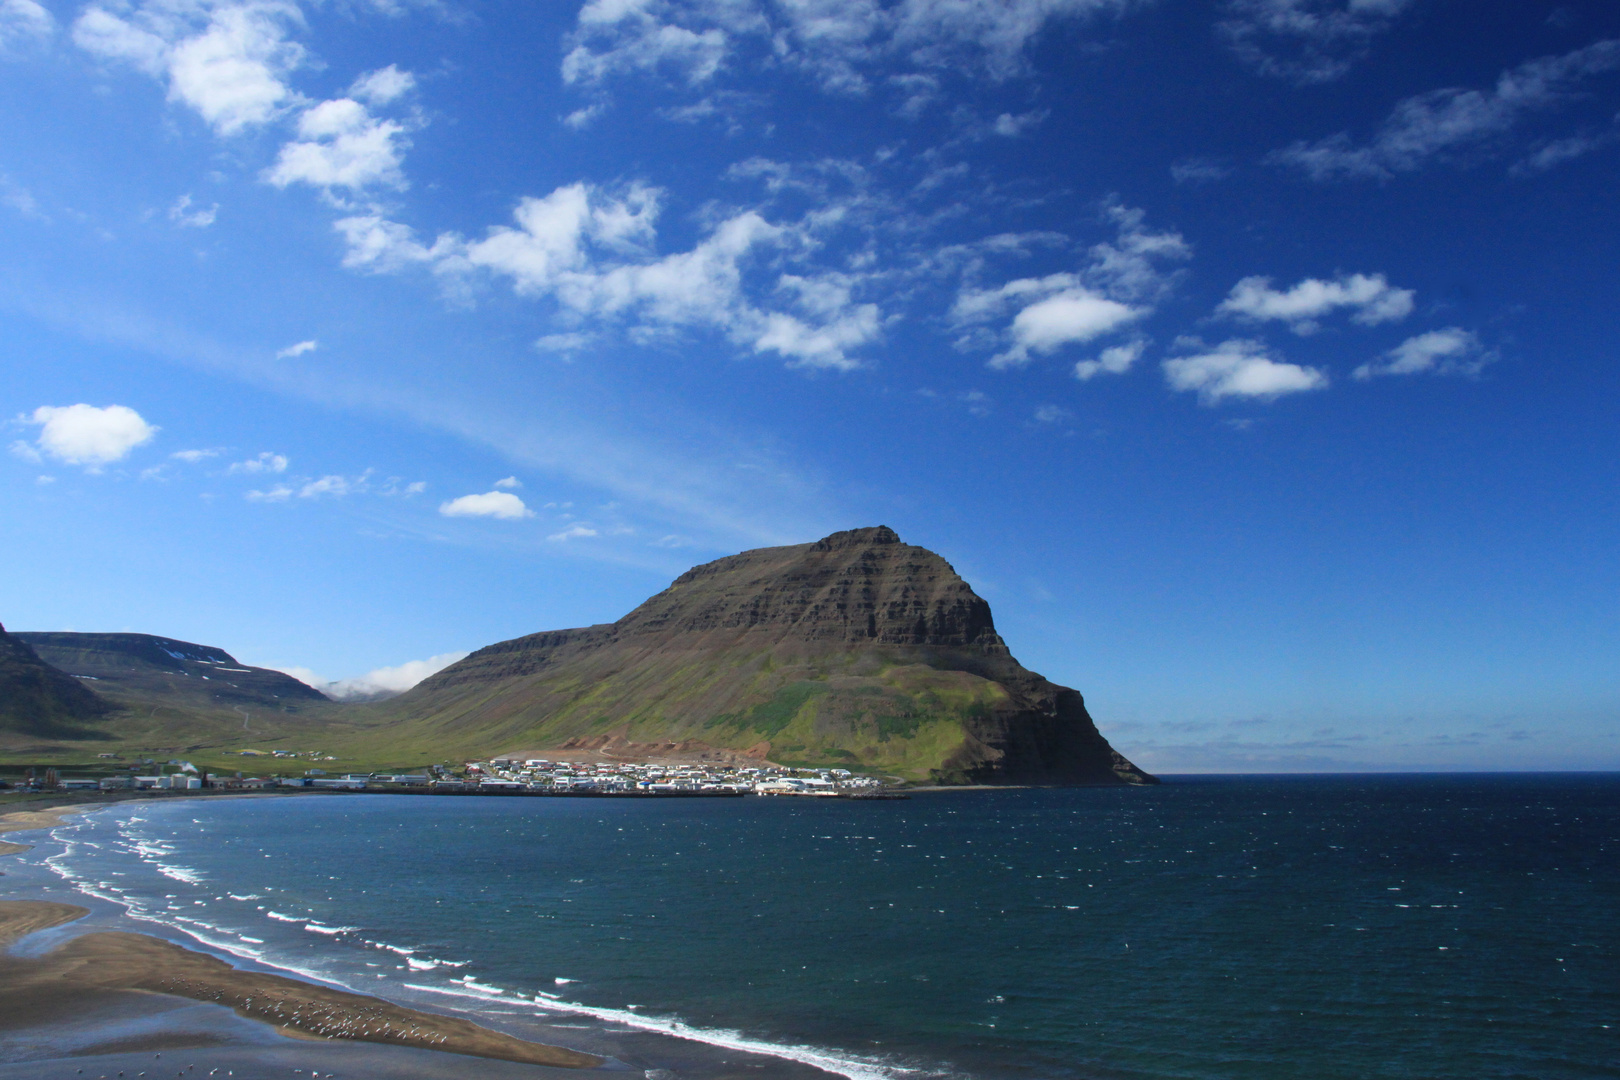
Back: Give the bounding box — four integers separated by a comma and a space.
1, 793, 869, 1080
0, 796, 612, 1075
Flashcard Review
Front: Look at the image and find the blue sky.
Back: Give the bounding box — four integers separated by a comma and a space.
3, 0, 1617, 771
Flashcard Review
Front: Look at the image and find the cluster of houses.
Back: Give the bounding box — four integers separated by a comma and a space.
452, 758, 886, 796
8, 758, 892, 798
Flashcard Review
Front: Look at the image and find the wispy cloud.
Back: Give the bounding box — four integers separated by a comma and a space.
228, 451, 289, 474
1074, 339, 1144, 381
169, 193, 218, 228
1270, 39, 1620, 179
547, 522, 599, 541
561, 0, 1140, 115
1219, 0, 1416, 85
1354, 327, 1490, 379
0, 0, 55, 53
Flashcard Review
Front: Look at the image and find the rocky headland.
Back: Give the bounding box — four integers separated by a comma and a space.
372, 526, 1154, 785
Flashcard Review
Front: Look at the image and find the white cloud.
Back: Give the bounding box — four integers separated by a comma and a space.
333, 213, 452, 273
1075, 339, 1143, 380
1170, 158, 1232, 184
171, 447, 221, 462
278, 650, 469, 701
992, 109, 1047, 136
275, 339, 317, 358
1353, 327, 1485, 379
563, 102, 606, 129
961, 389, 991, 416
1163, 338, 1328, 404
954, 202, 1188, 369
168, 193, 218, 227
535, 331, 594, 353
336, 179, 884, 370
1511, 126, 1620, 176
300, 474, 354, 498
1, 174, 42, 219
439, 490, 533, 519
562, 0, 736, 89
245, 484, 292, 501
1032, 403, 1070, 424
74, 0, 309, 136
547, 522, 599, 541
228, 451, 288, 473
1219, 0, 1416, 85
1217, 272, 1413, 333
349, 63, 413, 104
988, 284, 1141, 369
20, 403, 158, 467
1271, 39, 1620, 179
1, 0, 54, 53
264, 96, 410, 191
493, 476, 522, 489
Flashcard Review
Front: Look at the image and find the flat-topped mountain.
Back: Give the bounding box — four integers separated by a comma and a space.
4, 631, 342, 755
0, 622, 112, 739
375, 527, 1154, 785
17, 632, 330, 713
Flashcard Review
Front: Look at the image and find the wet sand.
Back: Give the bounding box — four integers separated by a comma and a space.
0, 802, 93, 855
0, 906, 602, 1075
0, 799, 605, 1073
0, 900, 601, 1068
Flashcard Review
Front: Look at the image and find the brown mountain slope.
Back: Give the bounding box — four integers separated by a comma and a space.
366, 527, 1154, 785
0, 622, 113, 740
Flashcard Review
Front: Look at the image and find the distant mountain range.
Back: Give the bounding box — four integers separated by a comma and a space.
1, 528, 1152, 785
0, 622, 113, 739
3, 630, 338, 758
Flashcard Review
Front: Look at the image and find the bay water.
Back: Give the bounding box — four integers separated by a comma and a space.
22, 775, 1620, 1079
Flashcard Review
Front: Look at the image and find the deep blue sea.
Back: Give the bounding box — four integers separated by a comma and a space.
18, 775, 1620, 1080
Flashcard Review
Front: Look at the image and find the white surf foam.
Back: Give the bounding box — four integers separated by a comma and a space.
304, 922, 361, 936
400, 983, 913, 1080
154, 863, 206, 885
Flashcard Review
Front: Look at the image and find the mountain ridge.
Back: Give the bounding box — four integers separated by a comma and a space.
379, 527, 1154, 785
0, 622, 113, 740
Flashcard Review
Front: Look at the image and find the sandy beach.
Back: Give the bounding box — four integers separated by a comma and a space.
0, 798, 604, 1075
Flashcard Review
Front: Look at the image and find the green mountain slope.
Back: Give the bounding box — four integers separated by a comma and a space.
357, 527, 1154, 784
0, 622, 113, 740
8, 631, 348, 760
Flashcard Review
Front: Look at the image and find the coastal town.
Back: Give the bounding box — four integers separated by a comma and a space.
2, 756, 905, 799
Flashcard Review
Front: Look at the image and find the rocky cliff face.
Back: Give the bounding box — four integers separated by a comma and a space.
0, 622, 112, 738
395, 527, 1153, 785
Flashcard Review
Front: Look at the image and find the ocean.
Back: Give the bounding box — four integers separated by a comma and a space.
14, 774, 1619, 1080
